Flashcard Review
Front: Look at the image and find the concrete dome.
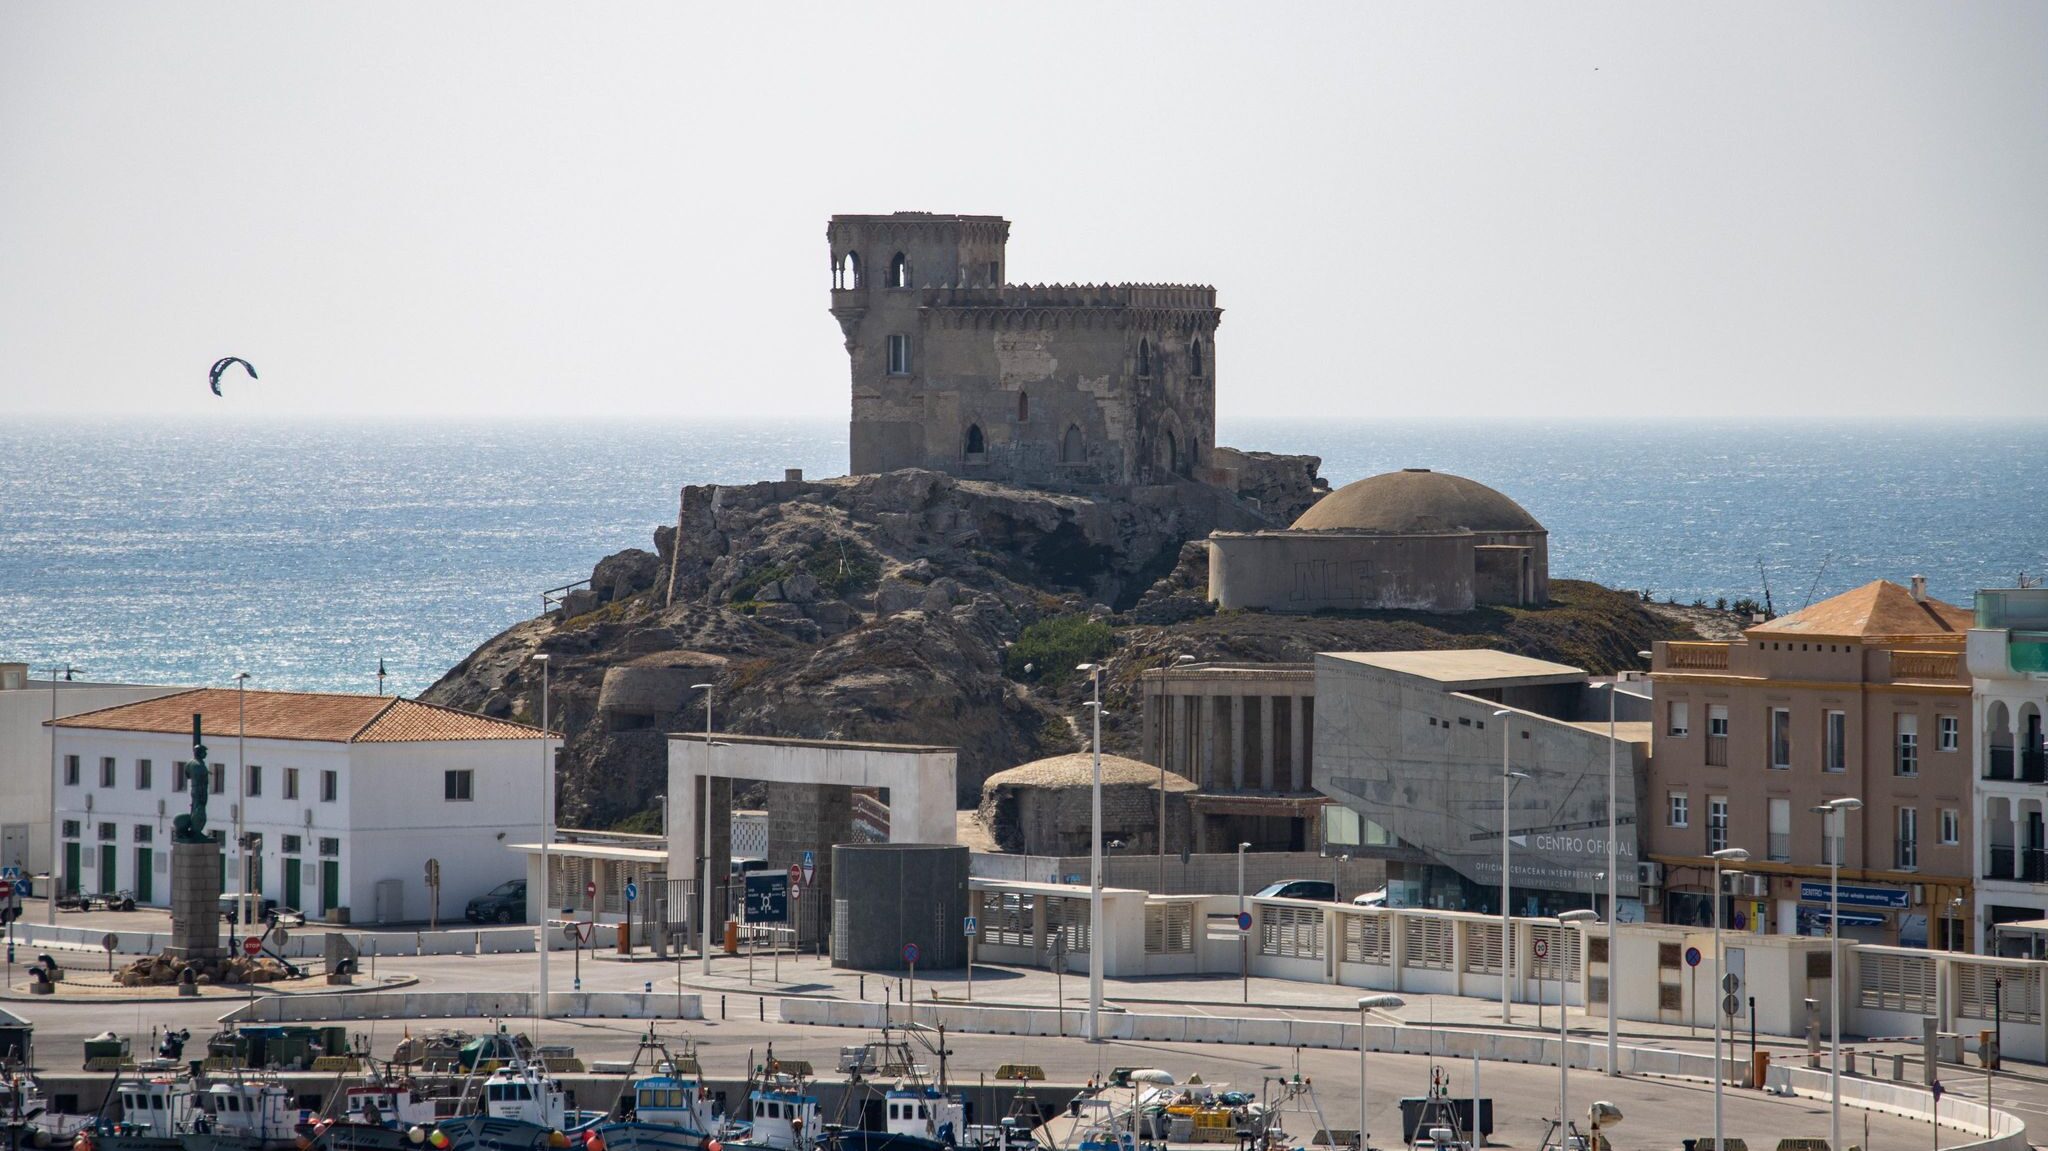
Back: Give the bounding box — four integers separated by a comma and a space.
1289, 468, 1543, 534
981, 753, 1199, 792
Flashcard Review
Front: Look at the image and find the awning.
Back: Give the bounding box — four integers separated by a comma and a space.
1993, 918, 2048, 935
1806, 910, 1887, 928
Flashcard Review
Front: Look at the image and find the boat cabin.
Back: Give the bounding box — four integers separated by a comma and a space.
115, 1079, 197, 1138
631, 1067, 718, 1133
481, 1063, 568, 1131
882, 1088, 964, 1143
745, 1085, 820, 1151
208, 1080, 298, 1142
343, 1082, 437, 1129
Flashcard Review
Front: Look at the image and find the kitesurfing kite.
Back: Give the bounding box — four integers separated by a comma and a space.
208, 356, 258, 396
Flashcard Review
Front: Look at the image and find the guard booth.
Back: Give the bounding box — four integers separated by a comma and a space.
0, 1007, 32, 1065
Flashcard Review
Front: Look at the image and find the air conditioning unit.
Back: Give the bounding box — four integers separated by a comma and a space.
1746, 875, 1770, 897
1636, 862, 1663, 888
1912, 884, 1926, 907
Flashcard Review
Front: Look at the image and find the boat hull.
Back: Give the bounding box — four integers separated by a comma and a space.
588, 1125, 709, 1151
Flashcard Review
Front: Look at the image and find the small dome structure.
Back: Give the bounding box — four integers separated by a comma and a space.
977, 753, 1196, 855
1290, 468, 1543, 534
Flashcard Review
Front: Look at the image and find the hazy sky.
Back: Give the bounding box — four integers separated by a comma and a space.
4, 4, 2043, 421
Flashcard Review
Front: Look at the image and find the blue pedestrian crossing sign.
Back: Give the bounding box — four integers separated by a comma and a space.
624, 880, 639, 903
801, 851, 816, 884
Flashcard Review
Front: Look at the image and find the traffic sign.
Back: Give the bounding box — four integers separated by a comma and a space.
624, 881, 639, 903
1533, 938, 1550, 960
242, 935, 263, 957
801, 851, 816, 885
788, 864, 803, 887
585, 880, 597, 899
1236, 911, 1253, 931
743, 873, 789, 924
963, 916, 978, 938
903, 942, 920, 965
102, 933, 119, 952
1721, 992, 1741, 1017
0, 879, 13, 901
571, 921, 595, 946
790, 882, 802, 901
1721, 972, 1741, 994
1685, 946, 1703, 967
272, 928, 290, 947
1931, 1080, 1944, 1101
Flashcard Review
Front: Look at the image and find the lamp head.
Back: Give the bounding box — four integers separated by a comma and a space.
1637, 650, 1654, 660
1075, 662, 1099, 673
1237, 842, 1251, 853
1710, 847, 1749, 863
234, 672, 251, 682
1506, 770, 1530, 781
1492, 708, 1510, 717
531, 653, 550, 664
1357, 994, 1405, 1010
689, 682, 713, 690
1557, 909, 1599, 925
1174, 655, 1196, 664
1830, 797, 1865, 812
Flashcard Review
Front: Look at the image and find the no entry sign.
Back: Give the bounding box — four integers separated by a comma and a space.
0, 879, 13, 900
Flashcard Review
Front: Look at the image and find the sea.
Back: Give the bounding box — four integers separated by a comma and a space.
3, 417, 2043, 697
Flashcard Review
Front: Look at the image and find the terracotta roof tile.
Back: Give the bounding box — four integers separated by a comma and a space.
52, 688, 546, 744
1748, 580, 1972, 642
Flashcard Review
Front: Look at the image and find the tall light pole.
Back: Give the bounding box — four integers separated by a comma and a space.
234, 672, 251, 933
1555, 909, 1599, 1138
1158, 654, 1194, 893
1077, 662, 1106, 1042
690, 684, 716, 977
1237, 841, 1252, 1005
1494, 707, 1524, 1024
531, 654, 552, 1019
1710, 846, 1749, 1151
1812, 796, 1863, 1151
46, 664, 77, 925
1357, 994, 1405, 1150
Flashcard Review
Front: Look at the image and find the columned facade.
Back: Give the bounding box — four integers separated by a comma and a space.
1970, 588, 2048, 954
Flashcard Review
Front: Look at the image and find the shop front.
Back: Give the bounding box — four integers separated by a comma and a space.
1787, 880, 1919, 946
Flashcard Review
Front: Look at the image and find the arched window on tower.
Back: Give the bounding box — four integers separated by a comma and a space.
1137, 339, 1152, 377
1189, 336, 1204, 377
1060, 424, 1083, 464
835, 251, 862, 290
889, 252, 909, 289
1163, 428, 1180, 476
1017, 391, 1029, 422
964, 424, 986, 459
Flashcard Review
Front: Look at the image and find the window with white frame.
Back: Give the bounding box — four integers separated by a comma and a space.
1895, 806, 1918, 869
1668, 701, 1690, 738
1668, 791, 1689, 827
1939, 808, 1959, 846
1938, 715, 1959, 752
444, 770, 474, 802
320, 770, 337, 802
210, 764, 225, 795
886, 334, 911, 375
136, 759, 152, 790
247, 764, 263, 797
99, 757, 116, 788
64, 755, 79, 786
1824, 710, 1847, 773
284, 767, 299, 800
1707, 704, 1730, 766
1707, 795, 1729, 852
1770, 708, 1792, 769
1896, 714, 1919, 776
1769, 798, 1791, 862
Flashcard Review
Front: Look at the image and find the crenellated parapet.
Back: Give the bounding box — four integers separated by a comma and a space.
923, 282, 1221, 332
828, 212, 1011, 249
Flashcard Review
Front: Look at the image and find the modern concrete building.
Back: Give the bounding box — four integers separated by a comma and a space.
1136, 661, 1325, 851
51, 688, 552, 923
1646, 578, 1974, 947
830, 212, 1219, 487
1313, 650, 1651, 913
1969, 586, 2048, 953
1207, 468, 1549, 613
0, 663, 186, 880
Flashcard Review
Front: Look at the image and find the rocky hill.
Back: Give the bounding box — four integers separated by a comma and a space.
422, 466, 1709, 829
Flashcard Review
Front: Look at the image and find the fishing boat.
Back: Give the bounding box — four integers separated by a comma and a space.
297, 1072, 444, 1151
3, 1070, 93, 1148
85, 1072, 299, 1151
584, 1038, 721, 1151
425, 1060, 604, 1151
714, 1054, 820, 1151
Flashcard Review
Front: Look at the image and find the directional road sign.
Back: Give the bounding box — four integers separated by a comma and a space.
624, 881, 638, 903
242, 936, 263, 957
744, 873, 789, 924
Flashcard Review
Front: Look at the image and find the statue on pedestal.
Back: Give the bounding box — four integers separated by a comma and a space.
172, 714, 211, 844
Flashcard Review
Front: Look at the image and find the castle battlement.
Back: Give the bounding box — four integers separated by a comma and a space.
920, 283, 1218, 311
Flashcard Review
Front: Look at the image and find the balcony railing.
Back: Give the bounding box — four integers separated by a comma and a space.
1984, 746, 2048, 783
1668, 643, 1732, 671
1706, 735, 1729, 767
1984, 846, 2048, 881
1989, 746, 2015, 781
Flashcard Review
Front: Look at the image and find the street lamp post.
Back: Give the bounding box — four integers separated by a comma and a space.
1812, 796, 1863, 1151
1357, 994, 1406, 1150
1710, 846, 1749, 1151
1077, 662, 1106, 1042
1158, 654, 1194, 894
531, 654, 552, 1020
1494, 707, 1525, 1024
46, 664, 77, 925
234, 672, 250, 934
1555, 909, 1600, 1138
1238, 841, 1252, 1004
690, 684, 716, 977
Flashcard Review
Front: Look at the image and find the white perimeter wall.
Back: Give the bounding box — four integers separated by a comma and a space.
346, 739, 547, 923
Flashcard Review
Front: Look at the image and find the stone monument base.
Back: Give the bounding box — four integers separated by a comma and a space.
166, 836, 223, 963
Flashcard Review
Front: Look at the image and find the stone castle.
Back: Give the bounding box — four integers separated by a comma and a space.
830, 212, 1219, 487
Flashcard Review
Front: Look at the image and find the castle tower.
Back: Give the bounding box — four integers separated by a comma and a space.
829, 212, 1219, 487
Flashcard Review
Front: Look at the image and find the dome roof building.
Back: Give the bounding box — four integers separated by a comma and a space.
977, 752, 1196, 856
1206, 467, 1549, 613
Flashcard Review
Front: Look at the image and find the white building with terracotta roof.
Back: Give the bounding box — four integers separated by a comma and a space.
50, 687, 554, 925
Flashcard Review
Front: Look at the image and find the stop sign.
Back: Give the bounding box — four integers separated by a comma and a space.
0, 879, 13, 900
242, 935, 263, 957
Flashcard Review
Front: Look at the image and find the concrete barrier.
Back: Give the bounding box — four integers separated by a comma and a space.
224, 990, 701, 1023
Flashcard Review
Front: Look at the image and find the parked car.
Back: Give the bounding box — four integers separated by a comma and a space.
1351, 887, 1389, 908
219, 893, 279, 924
1253, 880, 1337, 902
465, 879, 528, 924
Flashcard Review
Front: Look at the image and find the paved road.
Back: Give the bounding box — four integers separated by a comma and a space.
10, 947, 2036, 1149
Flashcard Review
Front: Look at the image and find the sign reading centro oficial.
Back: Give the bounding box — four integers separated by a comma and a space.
1799, 881, 1909, 910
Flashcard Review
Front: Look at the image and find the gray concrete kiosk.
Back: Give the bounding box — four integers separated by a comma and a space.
830, 843, 970, 971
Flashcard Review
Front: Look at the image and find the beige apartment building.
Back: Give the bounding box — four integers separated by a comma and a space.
1646, 579, 1975, 948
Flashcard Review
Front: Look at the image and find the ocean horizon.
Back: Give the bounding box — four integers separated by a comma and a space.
5, 415, 2044, 697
